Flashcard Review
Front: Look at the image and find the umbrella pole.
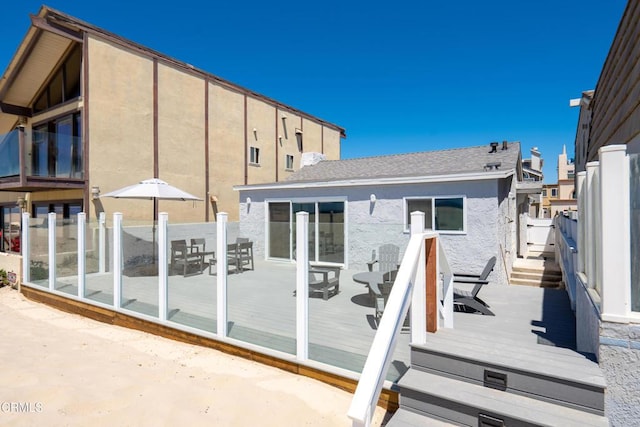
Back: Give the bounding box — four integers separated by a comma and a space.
153, 198, 158, 263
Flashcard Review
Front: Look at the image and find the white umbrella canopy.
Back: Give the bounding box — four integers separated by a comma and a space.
101, 178, 202, 201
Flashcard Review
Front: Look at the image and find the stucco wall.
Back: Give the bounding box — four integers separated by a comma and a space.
599, 322, 640, 426
85, 34, 343, 224
238, 178, 509, 286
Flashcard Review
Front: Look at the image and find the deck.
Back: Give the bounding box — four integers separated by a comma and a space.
27, 257, 583, 384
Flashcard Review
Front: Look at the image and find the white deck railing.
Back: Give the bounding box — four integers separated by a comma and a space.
347, 212, 453, 427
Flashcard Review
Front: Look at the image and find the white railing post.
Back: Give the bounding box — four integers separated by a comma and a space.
113, 213, 123, 309
98, 212, 106, 273
48, 212, 56, 291
296, 211, 309, 361
158, 212, 168, 321
599, 145, 631, 321
78, 213, 86, 298
217, 212, 228, 337
21, 212, 30, 283
585, 162, 599, 288
410, 211, 426, 344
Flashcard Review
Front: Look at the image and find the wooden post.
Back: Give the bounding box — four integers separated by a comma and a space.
425, 237, 437, 332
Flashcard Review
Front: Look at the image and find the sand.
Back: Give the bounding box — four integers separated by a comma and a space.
0, 286, 387, 426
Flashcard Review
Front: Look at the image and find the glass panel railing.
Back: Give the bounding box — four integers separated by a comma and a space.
227, 222, 295, 354
167, 222, 217, 333
630, 153, 640, 312
54, 218, 79, 296
0, 130, 19, 178
28, 216, 49, 287
308, 222, 411, 381
120, 220, 158, 317
30, 130, 83, 179
85, 217, 113, 305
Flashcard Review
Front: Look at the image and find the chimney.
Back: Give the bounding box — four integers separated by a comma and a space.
489, 142, 498, 153
502, 140, 508, 150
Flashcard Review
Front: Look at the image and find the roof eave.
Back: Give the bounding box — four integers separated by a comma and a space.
234, 169, 515, 192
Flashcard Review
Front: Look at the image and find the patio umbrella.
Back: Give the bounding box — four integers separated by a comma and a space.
101, 178, 202, 260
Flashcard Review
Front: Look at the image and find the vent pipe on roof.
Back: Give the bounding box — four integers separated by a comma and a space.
502, 140, 508, 150
489, 142, 499, 153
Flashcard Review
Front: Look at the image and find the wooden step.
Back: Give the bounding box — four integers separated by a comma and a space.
410, 339, 605, 414
511, 271, 562, 281
397, 369, 608, 427
385, 408, 455, 427
510, 277, 562, 288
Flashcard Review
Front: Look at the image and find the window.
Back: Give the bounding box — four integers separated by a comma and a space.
249, 147, 260, 165
285, 154, 294, 170
405, 197, 465, 232
551, 188, 558, 197
542, 189, 547, 197
33, 44, 82, 113
32, 112, 83, 178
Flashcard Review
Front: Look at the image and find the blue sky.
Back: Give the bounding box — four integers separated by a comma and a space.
0, 1, 628, 182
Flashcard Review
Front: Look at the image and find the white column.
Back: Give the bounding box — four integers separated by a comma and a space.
113, 212, 123, 309
599, 145, 631, 321
98, 212, 106, 273
48, 212, 56, 291
296, 211, 309, 361
410, 211, 426, 344
21, 212, 30, 283
585, 162, 599, 288
576, 171, 586, 274
217, 212, 228, 337
77, 213, 86, 298
158, 213, 168, 321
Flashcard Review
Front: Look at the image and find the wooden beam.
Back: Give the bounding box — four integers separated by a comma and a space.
425, 237, 438, 332
30, 15, 83, 43
0, 102, 32, 117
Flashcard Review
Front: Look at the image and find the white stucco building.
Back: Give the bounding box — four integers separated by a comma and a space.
235, 142, 530, 286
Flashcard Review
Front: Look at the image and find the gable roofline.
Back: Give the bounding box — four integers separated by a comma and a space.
234, 169, 515, 192
0, 5, 346, 138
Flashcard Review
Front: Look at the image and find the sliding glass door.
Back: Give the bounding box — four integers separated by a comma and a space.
268, 200, 345, 264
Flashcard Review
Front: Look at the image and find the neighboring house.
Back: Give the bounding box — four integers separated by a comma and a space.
520, 146, 544, 217
0, 6, 345, 244
236, 141, 530, 287
541, 145, 576, 218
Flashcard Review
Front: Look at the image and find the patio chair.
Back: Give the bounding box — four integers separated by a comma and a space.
171, 239, 203, 277
308, 264, 341, 300
452, 256, 496, 316
367, 244, 400, 273
190, 238, 206, 253
236, 241, 254, 272
374, 269, 398, 323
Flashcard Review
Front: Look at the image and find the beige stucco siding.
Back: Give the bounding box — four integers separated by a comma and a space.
322, 127, 341, 160
87, 36, 154, 221
157, 63, 206, 221
209, 84, 245, 220
246, 97, 276, 184
301, 119, 323, 156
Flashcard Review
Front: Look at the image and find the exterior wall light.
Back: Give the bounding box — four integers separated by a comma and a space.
91, 186, 101, 200
370, 194, 376, 203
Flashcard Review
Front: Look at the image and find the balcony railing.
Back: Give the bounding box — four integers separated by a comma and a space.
0, 129, 84, 182
0, 130, 20, 178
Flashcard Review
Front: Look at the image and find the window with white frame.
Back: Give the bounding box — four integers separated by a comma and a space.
551, 188, 558, 197
405, 196, 465, 232
285, 154, 294, 170
249, 146, 260, 165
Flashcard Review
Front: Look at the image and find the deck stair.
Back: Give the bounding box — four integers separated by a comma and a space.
386, 328, 607, 426
510, 257, 563, 288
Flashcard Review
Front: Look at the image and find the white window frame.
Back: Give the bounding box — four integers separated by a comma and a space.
403, 195, 467, 235
249, 146, 260, 165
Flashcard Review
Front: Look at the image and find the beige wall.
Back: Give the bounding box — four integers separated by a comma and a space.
87, 36, 154, 223
82, 34, 343, 223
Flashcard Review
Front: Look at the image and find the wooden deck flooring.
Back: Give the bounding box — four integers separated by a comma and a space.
30, 259, 582, 384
